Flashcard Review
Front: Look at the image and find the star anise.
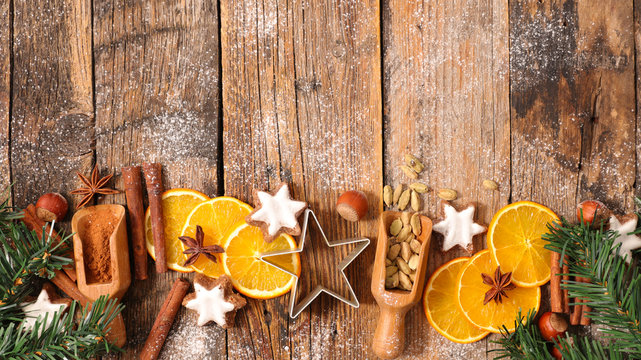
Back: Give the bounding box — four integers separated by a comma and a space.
179, 225, 225, 267
70, 167, 119, 209
481, 266, 516, 305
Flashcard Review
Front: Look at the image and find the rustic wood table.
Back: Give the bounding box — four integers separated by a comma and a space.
0, 0, 636, 359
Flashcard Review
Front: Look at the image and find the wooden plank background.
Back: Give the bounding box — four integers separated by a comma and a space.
1, 0, 638, 359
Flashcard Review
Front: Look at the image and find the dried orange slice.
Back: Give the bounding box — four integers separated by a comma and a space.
423, 257, 489, 343
145, 188, 209, 272
488, 201, 559, 287
457, 249, 540, 333
180, 197, 253, 278
222, 222, 300, 299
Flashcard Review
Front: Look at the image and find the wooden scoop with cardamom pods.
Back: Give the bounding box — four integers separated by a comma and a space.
371, 211, 432, 359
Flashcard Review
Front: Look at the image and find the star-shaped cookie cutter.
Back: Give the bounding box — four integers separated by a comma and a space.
259, 208, 370, 319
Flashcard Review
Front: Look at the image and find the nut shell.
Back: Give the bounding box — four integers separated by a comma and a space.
35, 192, 68, 222
336, 190, 368, 222
538, 312, 568, 341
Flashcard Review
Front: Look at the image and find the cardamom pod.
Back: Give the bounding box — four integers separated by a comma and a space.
393, 184, 403, 205
410, 213, 421, 236
400, 242, 412, 262
398, 189, 411, 210
383, 185, 393, 207
385, 265, 398, 277
385, 272, 399, 288
410, 239, 422, 253
388, 243, 401, 260
482, 179, 499, 191
409, 182, 428, 193
400, 211, 411, 225
398, 271, 413, 290
397, 257, 412, 275
404, 154, 424, 173
411, 190, 421, 211
437, 188, 458, 201
408, 254, 420, 271
409, 270, 416, 283
400, 165, 418, 179
397, 225, 412, 242
389, 219, 402, 236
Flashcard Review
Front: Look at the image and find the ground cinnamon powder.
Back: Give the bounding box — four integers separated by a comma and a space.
78, 208, 117, 283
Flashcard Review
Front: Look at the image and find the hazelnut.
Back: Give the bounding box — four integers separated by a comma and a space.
35, 193, 68, 222
576, 200, 608, 226
336, 190, 368, 222
538, 312, 568, 341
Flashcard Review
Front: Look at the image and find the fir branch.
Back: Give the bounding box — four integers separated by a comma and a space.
0, 193, 123, 358
0, 221, 72, 323
544, 218, 641, 355
0, 191, 23, 232
0, 296, 123, 359
490, 310, 552, 359
490, 310, 623, 360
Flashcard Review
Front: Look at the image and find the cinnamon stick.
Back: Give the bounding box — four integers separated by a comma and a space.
562, 261, 570, 314
122, 166, 148, 280
52, 269, 89, 306
570, 296, 583, 325
578, 277, 592, 325
140, 278, 190, 360
143, 163, 167, 273
52, 270, 127, 347
550, 251, 563, 313
22, 205, 77, 281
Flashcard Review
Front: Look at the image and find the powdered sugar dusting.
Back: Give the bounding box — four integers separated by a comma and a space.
157, 309, 225, 360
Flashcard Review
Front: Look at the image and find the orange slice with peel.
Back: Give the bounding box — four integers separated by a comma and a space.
145, 188, 209, 272
423, 257, 489, 343
180, 197, 253, 278
457, 249, 540, 333
488, 201, 559, 287
222, 222, 300, 299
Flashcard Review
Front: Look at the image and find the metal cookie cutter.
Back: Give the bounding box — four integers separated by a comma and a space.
259, 208, 370, 319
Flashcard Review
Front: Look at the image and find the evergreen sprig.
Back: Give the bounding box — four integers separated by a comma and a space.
0, 296, 123, 359
493, 203, 641, 359
491, 310, 622, 360
545, 218, 641, 355
0, 193, 123, 359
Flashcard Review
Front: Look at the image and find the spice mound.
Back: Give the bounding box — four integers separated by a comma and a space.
78, 208, 118, 283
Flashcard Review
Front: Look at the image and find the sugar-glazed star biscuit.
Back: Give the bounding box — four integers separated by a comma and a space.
433, 201, 486, 253
183, 274, 246, 328
246, 183, 307, 242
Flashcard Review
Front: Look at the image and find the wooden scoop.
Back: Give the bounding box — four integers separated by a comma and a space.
72, 204, 131, 348
371, 211, 432, 359
72, 204, 131, 301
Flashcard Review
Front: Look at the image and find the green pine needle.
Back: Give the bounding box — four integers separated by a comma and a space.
0, 190, 124, 358
492, 199, 641, 359
544, 217, 641, 354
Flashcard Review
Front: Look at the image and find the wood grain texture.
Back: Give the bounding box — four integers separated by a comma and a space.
10, 0, 94, 208
221, 0, 382, 358
383, 0, 510, 358
0, 0, 9, 194
510, 0, 635, 219
510, 0, 636, 348
92, 0, 222, 358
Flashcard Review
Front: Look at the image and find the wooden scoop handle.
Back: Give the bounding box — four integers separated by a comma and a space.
372, 306, 405, 359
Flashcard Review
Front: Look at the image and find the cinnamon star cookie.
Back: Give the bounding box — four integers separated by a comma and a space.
433, 201, 486, 253
183, 274, 246, 328
246, 183, 307, 242
20, 282, 72, 333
